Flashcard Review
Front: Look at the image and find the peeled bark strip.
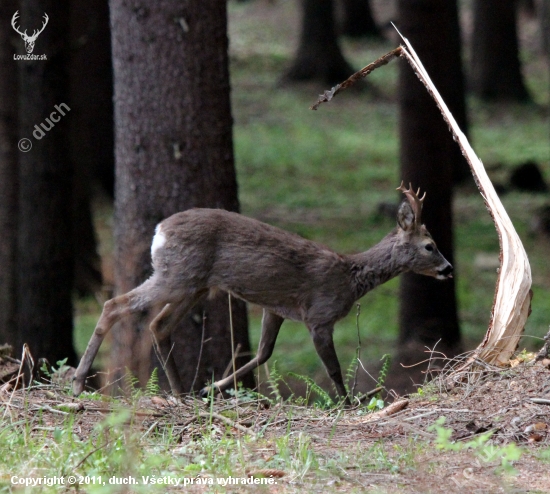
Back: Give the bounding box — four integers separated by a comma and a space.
311, 39, 533, 367
396, 36, 532, 367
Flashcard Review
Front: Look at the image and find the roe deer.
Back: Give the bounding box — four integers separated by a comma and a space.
73, 183, 453, 402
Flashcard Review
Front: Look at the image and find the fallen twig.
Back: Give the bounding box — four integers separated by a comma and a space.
246, 468, 285, 479
198, 411, 256, 437
530, 398, 550, 406
361, 398, 409, 423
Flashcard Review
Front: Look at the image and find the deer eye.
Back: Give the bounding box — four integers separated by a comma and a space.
425, 244, 434, 252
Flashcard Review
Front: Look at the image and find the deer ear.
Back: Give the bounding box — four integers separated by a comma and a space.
397, 200, 415, 231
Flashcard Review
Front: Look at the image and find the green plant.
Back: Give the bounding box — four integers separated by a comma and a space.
376, 354, 391, 390
345, 356, 359, 392
366, 396, 384, 411
145, 368, 161, 397
288, 372, 335, 408
123, 369, 141, 399
537, 448, 550, 462
39, 357, 69, 378
429, 417, 522, 473
274, 432, 318, 481
265, 360, 284, 403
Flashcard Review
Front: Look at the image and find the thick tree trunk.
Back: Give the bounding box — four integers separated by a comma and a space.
390, 0, 464, 394
0, 0, 18, 347
68, 0, 113, 295
540, 0, 550, 55
17, 1, 77, 365
69, 0, 114, 199
341, 0, 381, 38
109, 0, 253, 392
470, 0, 531, 101
284, 0, 354, 85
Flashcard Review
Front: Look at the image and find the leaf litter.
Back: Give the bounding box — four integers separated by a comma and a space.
1, 350, 550, 493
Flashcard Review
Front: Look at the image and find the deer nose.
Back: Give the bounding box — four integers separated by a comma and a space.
438, 264, 453, 278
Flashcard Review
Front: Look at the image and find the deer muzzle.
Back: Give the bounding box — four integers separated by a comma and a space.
436, 263, 453, 279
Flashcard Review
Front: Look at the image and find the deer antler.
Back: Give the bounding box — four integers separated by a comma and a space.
397, 181, 426, 225
11, 11, 26, 37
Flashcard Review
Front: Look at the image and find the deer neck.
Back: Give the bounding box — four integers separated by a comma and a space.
348, 231, 406, 299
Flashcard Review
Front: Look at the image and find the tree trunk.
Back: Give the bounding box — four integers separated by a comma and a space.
540, 0, 550, 55
0, 0, 18, 347
68, 0, 113, 295
390, 0, 464, 394
109, 0, 253, 393
470, 0, 531, 101
69, 0, 114, 199
284, 0, 355, 85
17, 1, 77, 365
341, 0, 381, 39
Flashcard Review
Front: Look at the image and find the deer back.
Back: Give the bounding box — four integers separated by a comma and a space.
152, 209, 357, 321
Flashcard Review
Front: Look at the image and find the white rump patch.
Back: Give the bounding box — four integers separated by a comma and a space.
151, 224, 166, 258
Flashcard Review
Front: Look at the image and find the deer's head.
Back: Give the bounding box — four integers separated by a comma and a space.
395, 182, 453, 280
11, 11, 49, 54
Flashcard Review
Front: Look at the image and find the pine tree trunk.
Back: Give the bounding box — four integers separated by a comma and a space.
391, 0, 464, 393
342, 0, 381, 38
69, 0, 114, 199
109, 0, 253, 392
470, 0, 531, 101
0, 0, 18, 347
68, 0, 113, 295
17, 1, 77, 365
542, 0, 550, 55
284, 0, 354, 85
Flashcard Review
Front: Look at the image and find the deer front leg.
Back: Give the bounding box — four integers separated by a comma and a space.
73, 291, 139, 395
199, 310, 284, 397
308, 323, 350, 405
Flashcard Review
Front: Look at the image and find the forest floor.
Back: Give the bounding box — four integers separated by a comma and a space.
1, 351, 550, 493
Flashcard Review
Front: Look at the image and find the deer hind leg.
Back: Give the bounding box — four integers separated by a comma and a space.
72, 279, 160, 396
308, 323, 350, 404
149, 303, 182, 395
200, 310, 284, 397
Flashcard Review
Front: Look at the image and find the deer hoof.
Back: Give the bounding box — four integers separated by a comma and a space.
72, 377, 85, 396
199, 385, 216, 398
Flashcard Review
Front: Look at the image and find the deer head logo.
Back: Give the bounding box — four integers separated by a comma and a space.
11, 11, 49, 54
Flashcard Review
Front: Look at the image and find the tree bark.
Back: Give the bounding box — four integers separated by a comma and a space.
540, 0, 550, 55
470, 0, 531, 101
284, 0, 355, 85
109, 0, 253, 392
17, 1, 77, 365
390, 0, 464, 394
341, 0, 381, 39
68, 0, 113, 295
0, 0, 18, 347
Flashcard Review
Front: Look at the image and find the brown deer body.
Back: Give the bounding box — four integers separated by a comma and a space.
73, 183, 452, 401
